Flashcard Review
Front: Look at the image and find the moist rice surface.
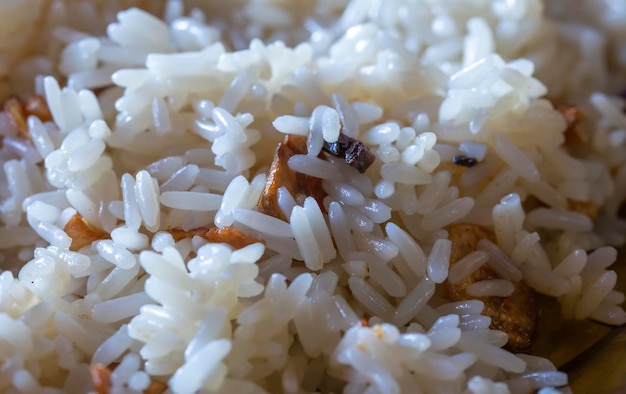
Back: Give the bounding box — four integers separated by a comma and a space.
1, 0, 626, 393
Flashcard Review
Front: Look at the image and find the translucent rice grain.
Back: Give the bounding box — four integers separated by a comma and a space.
92, 324, 133, 366
475, 168, 519, 208
34, 221, 72, 249
493, 136, 540, 182
332, 93, 359, 137
60, 87, 83, 132
381, 162, 432, 185
44, 76, 67, 132
212, 106, 246, 143
184, 307, 228, 361
492, 193, 525, 253
360, 199, 392, 223
426, 239, 452, 283
26, 201, 61, 223
290, 205, 323, 271
169, 339, 231, 393
553, 249, 587, 277
13, 370, 39, 392
364, 122, 400, 145
303, 197, 336, 263
96, 240, 137, 270
605, 290, 626, 305
308, 106, 327, 156
160, 191, 222, 211
121, 174, 141, 230
288, 155, 341, 180
273, 115, 310, 136
160, 164, 200, 193
332, 294, 361, 329
435, 300, 484, 316
27, 116, 55, 158
575, 270, 617, 319
580, 246, 617, 278
92, 292, 152, 323
219, 68, 255, 112
276, 187, 297, 219
323, 181, 365, 206
522, 265, 570, 297
385, 222, 427, 277
589, 302, 626, 325
128, 372, 151, 391
466, 279, 515, 297
526, 208, 593, 232
462, 329, 508, 347
233, 209, 293, 238
416, 171, 451, 215
348, 277, 394, 321
378, 144, 400, 163
151, 96, 172, 134
374, 180, 395, 199
393, 278, 436, 326
421, 197, 474, 233
448, 250, 489, 285
457, 336, 526, 373
510, 231, 540, 264
328, 202, 356, 260
477, 239, 523, 281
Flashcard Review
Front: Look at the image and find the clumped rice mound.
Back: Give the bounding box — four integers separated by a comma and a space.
1, 0, 626, 393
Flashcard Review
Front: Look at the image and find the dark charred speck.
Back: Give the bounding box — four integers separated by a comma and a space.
323, 134, 375, 173
452, 155, 478, 167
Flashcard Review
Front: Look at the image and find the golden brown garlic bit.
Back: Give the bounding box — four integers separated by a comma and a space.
258, 135, 327, 221
89, 364, 167, 394
567, 199, 599, 221
89, 364, 112, 394
64, 214, 109, 251
170, 226, 262, 249
444, 223, 538, 352
556, 102, 585, 145
3, 95, 52, 141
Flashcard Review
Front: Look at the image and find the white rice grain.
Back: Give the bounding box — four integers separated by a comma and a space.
426, 239, 452, 284
448, 250, 489, 285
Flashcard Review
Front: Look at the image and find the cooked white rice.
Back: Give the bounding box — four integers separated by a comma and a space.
1, 0, 626, 393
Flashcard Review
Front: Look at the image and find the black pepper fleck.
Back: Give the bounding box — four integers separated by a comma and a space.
452, 155, 478, 167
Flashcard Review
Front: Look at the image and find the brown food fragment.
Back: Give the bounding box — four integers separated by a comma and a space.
258, 135, 327, 221
24, 95, 53, 122
170, 226, 262, 249
145, 381, 168, 394
64, 214, 109, 251
555, 102, 586, 145
322, 133, 375, 173
444, 223, 539, 351
3, 95, 52, 141
89, 364, 112, 394
89, 364, 167, 394
567, 198, 599, 221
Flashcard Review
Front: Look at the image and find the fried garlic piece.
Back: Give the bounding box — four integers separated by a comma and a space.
170, 226, 262, 249
555, 102, 585, 145
444, 223, 538, 351
89, 364, 112, 394
4, 95, 52, 140
258, 135, 326, 221
567, 198, 599, 221
64, 214, 109, 251
89, 364, 166, 394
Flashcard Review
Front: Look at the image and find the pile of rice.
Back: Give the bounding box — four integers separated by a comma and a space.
1, 0, 626, 392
